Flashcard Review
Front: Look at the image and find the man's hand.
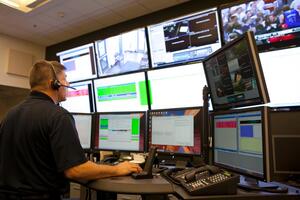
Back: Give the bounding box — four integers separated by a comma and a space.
114, 161, 143, 176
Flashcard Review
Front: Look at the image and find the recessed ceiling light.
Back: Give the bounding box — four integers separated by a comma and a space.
0, 0, 51, 13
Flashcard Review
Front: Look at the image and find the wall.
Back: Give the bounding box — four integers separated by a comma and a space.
0, 33, 45, 89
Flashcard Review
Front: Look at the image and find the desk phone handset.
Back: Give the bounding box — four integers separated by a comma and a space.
131, 147, 157, 179
163, 165, 240, 196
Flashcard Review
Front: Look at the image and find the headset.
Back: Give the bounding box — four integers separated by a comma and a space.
48, 62, 75, 90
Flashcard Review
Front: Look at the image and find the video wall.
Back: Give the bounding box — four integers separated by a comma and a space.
53, 0, 300, 114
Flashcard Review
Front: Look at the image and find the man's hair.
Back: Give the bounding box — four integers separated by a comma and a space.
29, 60, 66, 89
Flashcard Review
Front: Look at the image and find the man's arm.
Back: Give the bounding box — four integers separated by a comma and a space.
64, 160, 142, 181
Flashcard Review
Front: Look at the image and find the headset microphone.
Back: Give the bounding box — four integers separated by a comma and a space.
61, 85, 76, 90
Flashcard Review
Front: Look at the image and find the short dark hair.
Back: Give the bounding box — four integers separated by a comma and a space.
29, 60, 66, 89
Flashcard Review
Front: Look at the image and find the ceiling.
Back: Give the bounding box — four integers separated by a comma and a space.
0, 0, 190, 47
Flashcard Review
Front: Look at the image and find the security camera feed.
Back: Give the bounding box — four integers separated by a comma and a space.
203, 31, 269, 110
93, 72, 148, 112
95, 28, 149, 77
93, 112, 146, 152
148, 107, 202, 155
60, 80, 95, 113
57, 43, 97, 82
221, 0, 300, 49
148, 8, 221, 68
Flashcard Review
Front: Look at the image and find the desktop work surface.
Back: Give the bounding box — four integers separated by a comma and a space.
85, 174, 300, 199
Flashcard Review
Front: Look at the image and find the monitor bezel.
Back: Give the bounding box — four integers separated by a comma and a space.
61, 80, 95, 113
202, 31, 270, 111
93, 111, 147, 153
218, 0, 300, 52
147, 106, 203, 157
94, 27, 150, 78
56, 43, 98, 82
71, 112, 94, 150
146, 62, 206, 110
211, 106, 271, 182
147, 7, 221, 69
92, 71, 150, 112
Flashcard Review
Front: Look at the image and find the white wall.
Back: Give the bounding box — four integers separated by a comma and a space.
0, 33, 45, 89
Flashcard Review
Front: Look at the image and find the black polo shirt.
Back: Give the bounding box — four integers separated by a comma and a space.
0, 91, 87, 194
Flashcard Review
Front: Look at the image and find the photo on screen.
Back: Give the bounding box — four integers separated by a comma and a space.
148, 107, 203, 155
72, 113, 93, 150
212, 106, 271, 181
93, 72, 149, 112
95, 28, 149, 77
259, 46, 300, 107
147, 62, 207, 109
148, 7, 221, 68
57, 43, 97, 82
203, 31, 269, 110
220, 0, 300, 50
93, 112, 146, 152
60, 80, 95, 113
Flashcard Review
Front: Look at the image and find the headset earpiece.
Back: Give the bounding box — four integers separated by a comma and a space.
51, 79, 61, 90
48, 62, 61, 90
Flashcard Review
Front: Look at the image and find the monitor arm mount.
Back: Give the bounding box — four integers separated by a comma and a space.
202, 85, 211, 164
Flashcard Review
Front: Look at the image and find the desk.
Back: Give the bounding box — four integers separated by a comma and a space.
173, 182, 300, 200
87, 174, 173, 194
86, 174, 300, 200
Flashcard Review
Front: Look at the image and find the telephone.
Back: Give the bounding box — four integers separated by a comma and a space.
131, 147, 157, 179
162, 165, 240, 196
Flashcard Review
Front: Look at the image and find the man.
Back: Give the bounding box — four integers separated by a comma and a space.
0, 60, 142, 199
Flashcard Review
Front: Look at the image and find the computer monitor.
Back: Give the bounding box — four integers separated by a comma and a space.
60, 80, 95, 113
203, 31, 269, 111
148, 107, 203, 159
259, 46, 300, 108
147, 62, 207, 109
212, 106, 271, 181
147, 8, 221, 68
220, 0, 300, 51
72, 113, 93, 150
93, 111, 146, 152
93, 72, 149, 112
95, 28, 149, 77
56, 43, 97, 82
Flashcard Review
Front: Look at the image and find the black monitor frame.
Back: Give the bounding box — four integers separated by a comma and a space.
212, 106, 271, 182
93, 111, 147, 153
147, 106, 204, 163
218, 0, 300, 52
71, 112, 94, 150
94, 27, 150, 78
147, 7, 221, 69
203, 31, 269, 111
56, 43, 97, 82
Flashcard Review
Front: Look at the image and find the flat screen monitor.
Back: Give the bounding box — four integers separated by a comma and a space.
220, 0, 300, 51
203, 31, 269, 111
95, 28, 149, 77
93, 112, 146, 152
57, 43, 97, 82
147, 62, 206, 109
212, 106, 270, 181
148, 107, 202, 156
93, 72, 149, 112
148, 8, 221, 68
259, 46, 300, 107
60, 80, 95, 113
72, 113, 93, 149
